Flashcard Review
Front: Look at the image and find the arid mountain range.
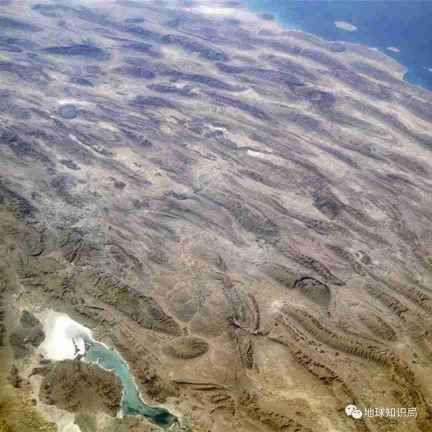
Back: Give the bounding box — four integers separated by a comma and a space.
1, 1, 432, 431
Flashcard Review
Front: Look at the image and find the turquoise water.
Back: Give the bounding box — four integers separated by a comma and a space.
245, 0, 432, 91
84, 341, 177, 428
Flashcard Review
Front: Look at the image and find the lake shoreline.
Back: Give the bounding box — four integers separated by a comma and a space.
39, 310, 177, 429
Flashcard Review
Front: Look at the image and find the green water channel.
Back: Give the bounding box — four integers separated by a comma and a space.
84, 340, 177, 429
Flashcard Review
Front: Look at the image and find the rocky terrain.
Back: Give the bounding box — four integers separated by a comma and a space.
36, 360, 122, 416
1, 0, 432, 431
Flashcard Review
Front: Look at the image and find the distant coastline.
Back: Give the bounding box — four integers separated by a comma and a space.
244, 0, 432, 92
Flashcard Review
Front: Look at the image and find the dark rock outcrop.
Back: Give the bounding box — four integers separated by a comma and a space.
37, 360, 122, 416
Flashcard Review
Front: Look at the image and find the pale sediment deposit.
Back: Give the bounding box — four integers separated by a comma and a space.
387, 46, 401, 52
334, 20, 358, 31
39, 310, 92, 361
